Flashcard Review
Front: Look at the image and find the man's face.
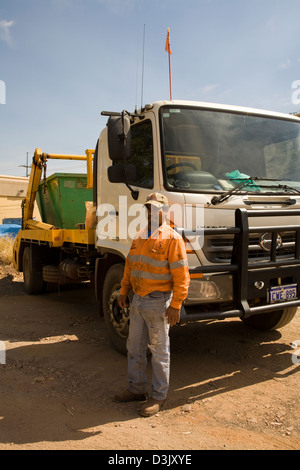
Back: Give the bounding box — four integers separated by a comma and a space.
146, 205, 163, 231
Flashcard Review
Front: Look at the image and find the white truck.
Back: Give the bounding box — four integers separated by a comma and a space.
14, 100, 300, 354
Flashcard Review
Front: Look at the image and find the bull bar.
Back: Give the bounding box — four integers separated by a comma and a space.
181, 208, 300, 321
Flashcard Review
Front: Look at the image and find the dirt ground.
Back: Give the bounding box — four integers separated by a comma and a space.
0, 261, 299, 451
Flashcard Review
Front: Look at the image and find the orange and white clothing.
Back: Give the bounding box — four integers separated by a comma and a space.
120, 222, 190, 309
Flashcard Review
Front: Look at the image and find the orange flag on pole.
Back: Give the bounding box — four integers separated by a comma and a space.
165, 28, 172, 100
165, 27, 172, 55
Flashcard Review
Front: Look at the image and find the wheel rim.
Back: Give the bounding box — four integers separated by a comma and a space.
108, 287, 130, 339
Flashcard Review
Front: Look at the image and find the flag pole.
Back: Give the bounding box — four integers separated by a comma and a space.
168, 48, 172, 101
165, 28, 172, 101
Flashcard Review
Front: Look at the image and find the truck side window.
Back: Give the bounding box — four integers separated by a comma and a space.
128, 119, 154, 189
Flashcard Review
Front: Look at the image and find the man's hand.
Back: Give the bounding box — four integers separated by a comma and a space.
165, 306, 181, 327
118, 295, 128, 309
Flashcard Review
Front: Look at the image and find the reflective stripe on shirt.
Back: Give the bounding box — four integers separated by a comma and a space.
169, 259, 188, 269
128, 254, 169, 268
131, 270, 173, 281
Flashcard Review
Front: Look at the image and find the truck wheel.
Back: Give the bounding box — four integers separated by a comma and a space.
23, 246, 44, 295
42, 265, 61, 284
102, 263, 129, 355
242, 307, 298, 331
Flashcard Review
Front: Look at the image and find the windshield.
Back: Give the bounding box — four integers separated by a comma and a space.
160, 106, 300, 194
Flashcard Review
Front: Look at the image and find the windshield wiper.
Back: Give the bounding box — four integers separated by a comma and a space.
211, 177, 259, 205
211, 177, 300, 205
262, 183, 300, 195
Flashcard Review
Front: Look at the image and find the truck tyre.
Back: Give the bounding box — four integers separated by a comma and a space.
242, 307, 298, 331
102, 263, 129, 355
23, 246, 44, 295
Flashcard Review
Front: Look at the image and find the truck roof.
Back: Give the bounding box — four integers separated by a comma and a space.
141, 100, 300, 122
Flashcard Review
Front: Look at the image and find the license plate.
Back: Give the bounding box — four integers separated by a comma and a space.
268, 284, 298, 304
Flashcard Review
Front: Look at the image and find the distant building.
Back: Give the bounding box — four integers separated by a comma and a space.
0, 175, 40, 224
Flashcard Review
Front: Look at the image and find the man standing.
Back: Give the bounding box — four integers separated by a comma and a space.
114, 193, 190, 417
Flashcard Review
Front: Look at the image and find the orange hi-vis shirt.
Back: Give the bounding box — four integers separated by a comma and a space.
120, 222, 190, 309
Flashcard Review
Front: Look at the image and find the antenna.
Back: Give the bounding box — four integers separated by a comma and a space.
135, 28, 140, 113
141, 24, 146, 109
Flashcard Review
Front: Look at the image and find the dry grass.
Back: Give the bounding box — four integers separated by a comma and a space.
0, 237, 14, 265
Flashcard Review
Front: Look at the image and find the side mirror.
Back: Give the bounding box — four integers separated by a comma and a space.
107, 114, 131, 162
107, 164, 136, 183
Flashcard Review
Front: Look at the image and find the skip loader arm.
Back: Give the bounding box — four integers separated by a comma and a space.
22, 148, 46, 229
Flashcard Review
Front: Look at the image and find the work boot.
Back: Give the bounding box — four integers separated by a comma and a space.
139, 398, 166, 417
113, 389, 148, 403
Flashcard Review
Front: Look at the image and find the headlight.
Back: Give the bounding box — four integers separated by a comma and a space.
187, 279, 220, 302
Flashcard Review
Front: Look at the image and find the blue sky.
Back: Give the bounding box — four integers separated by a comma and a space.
1, 0, 300, 176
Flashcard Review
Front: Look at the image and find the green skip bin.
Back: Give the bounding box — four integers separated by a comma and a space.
36, 173, 93, 229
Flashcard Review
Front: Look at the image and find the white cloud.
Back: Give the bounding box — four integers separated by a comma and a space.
0, 19, 14, 46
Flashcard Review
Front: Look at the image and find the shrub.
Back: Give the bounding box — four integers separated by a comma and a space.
0, 237, 14, 265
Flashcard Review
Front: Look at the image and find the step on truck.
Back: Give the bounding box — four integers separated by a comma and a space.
13, 100, 300, 354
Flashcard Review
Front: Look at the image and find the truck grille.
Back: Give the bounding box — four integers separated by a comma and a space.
203, 231, 296, 263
